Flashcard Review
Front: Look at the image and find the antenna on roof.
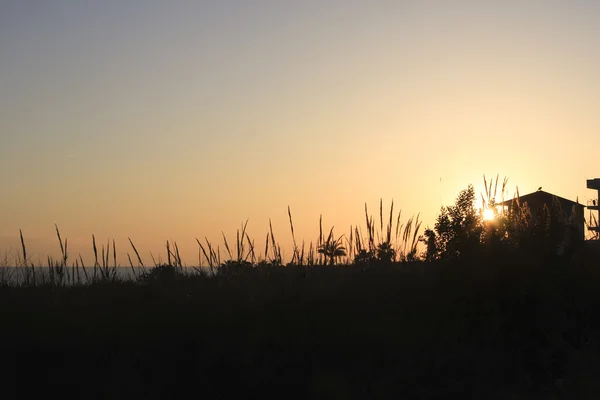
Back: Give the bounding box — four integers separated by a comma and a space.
538, 186, 542, 191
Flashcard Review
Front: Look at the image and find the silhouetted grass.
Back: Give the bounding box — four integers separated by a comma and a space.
1, 200, 600, 398
2, 246, 600, 398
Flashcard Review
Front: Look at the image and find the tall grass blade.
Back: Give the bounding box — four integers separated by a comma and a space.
19, 229, 27, 267
167, 240, 172, 267
128, 238, 144, 267
222, 232, 232, 260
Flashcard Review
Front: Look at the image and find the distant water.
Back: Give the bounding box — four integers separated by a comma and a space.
0, 266, 208, 285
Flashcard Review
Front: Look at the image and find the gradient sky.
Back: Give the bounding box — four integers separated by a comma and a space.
1, 1, 599, 265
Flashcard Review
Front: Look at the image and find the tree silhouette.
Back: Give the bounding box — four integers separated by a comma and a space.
318, 229, 347, 266
424, 185, 483, 260
354, 249, 375, 267
376, 241, 395, 264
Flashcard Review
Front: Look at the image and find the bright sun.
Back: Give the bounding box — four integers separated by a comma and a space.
483, 208, 495, 221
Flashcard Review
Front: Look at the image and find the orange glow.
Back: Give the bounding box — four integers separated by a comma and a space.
1, 3, 599, 265
483, 208, 495, 221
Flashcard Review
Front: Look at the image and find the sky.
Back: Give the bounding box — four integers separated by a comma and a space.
1, 1, 600, 265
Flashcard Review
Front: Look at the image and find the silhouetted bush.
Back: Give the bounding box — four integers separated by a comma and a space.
138, 264, 185, 284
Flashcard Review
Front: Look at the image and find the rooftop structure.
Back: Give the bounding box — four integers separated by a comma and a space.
587, 179, 600, 235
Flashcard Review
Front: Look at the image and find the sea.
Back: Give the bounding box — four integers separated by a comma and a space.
0, 266, 210, 286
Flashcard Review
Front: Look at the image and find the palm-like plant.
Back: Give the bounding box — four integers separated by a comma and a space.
376, 241, 395, 264
318, 228, 347, 266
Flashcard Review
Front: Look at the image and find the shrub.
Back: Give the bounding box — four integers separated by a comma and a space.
138, 264, 185, 284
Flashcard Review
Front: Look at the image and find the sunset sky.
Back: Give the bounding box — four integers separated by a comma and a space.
1, 1, 599, 265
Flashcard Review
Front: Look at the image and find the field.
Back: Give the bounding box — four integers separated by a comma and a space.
2, 245, 600, 399
2, 189, 599, 399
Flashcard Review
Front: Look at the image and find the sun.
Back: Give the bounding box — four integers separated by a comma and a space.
483, 208, 495, 221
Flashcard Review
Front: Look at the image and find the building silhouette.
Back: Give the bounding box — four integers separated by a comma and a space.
499, 189, 585, 244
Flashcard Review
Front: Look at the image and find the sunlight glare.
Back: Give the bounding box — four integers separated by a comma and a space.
483, 208, 495, 221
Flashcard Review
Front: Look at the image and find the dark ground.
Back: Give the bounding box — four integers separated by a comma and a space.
2, 252, 600, 399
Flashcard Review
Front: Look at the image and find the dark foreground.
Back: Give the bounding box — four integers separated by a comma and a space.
2, 253, 600, 399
